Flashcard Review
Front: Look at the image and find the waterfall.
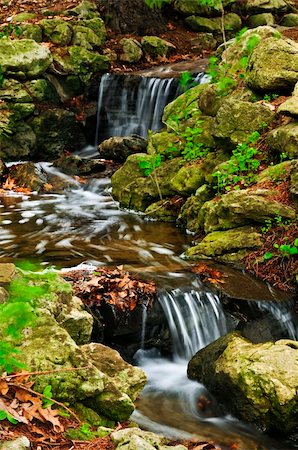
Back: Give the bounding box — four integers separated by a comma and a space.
94, 73, 205, 146
255, 300, 298, 341
158, 288, 228, 360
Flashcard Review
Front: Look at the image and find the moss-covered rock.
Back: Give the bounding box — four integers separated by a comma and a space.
186, 13, 242, 33
147, 131, 183, 158
8, 162, 48, 192
174, 0, 234, 16
141, 36, 176, 58
185, 226, 262, 261
80, 343, 147, 402
120, 38, 143, 63
246, 36, 298, 91
281, 13, 298, 27
277, 94, 298, 117
239, 0, 288, 14
17, 23, 43, 42
72, 25, 103, 49
256, 161, 291, 183
187, 333, 298, 432
0, 120, 36, 160
248, 13, 274, 27
30, 109, 86, 160
67, 0, 99, 19
201, 188, 296, 233
112, 428, 188, 450
99, 136, 147, 163
266, 122, 298, 158
39, 18, 73, 45
177, 184, 213, 232
214, 97, 275, 143
0, 38, 52, 79
0, 79, 32, 103
11, 12, 37, 22
290, 159, 298, 195
52, 46, 110, 81
111, 154, 182, 211
144, 197, 184, 222
24, 78, 60, 103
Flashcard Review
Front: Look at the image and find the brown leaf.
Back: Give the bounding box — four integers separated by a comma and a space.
0, 398, 28, 424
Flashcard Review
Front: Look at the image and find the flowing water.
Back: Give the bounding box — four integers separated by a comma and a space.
0, 73, 297, 449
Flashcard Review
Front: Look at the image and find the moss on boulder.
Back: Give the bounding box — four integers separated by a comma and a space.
186, 13, 242, 33
188, 332, 298, 432
266, 122, 298, 159
0, 38, 52, 79
17, 23, 43, 42
120, 38, 143, 63
177, 184, 213, 232
141, 36, 176, 58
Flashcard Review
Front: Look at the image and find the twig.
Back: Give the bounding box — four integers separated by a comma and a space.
9, 382, 82, 424
2, 366, 91, 380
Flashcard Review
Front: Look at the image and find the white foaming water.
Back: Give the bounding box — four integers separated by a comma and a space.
255, 300, 298, 340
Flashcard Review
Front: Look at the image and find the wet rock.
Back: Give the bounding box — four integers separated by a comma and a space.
0, 38, 52, 79
214, 97, 275, 144
144, 197, 184, 222
120, 38, 143, 63
266, 122, 298, 158
186, 13, 242, 33
53, 153, 106, 176
248, 13, 275, 27
141, 36, 176, 59
185, 226, 263, 261
30, 109, 86, 160
99, 135, 147, 163
246, 36, 298, 91
8, 162, 48, 192
112, 428, 187, 450
188, 332, 298, 432
200, 188, 296, 233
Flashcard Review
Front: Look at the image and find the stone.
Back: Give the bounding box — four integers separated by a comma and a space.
0, 436, 30, 450
99, 135, 147, 163
185, 226, 263, 260
277, 95, 298, 117
112, 428, 187, 450
52, 46, 110, 81
11, 12, 36, 22
72, 25, 104, 49
53, 154, 106, 176
197, 84, 223, 117
111, 154, 182, 211
80, 343, 147, 401
177, 184, 213, 232
162, 83, 207, 131
290, 159, 298, 195
80, 17, 106, 42
201, 188, 296, 233
190, 33, 218, 54
186, 13, 242, 33
30, 109, 86, 160
144, 198, 182, 222
24, 78, 60, 103
17, 23, 43, 42
266, 122, 298, 158
170, 150, 229, 196
281, 13, 298, 27
246, 36, 298, 91
0, 263, 16, 284
188, 333, 298, 432
39, 18, 72, 45
214, 97, 275, 143
0, 121, 36, 161
67, 0, 99, 19
239, 0, 288, 14
120, 38, 143, 63
8, 162, 48, 192
147, 131, 183, 158
141, 36, 176, 58
248, 13, 274, 27
0, 38, 52, 79
256, 161, 291, 183
0, 79, 32, 103
174, 0, 234, 16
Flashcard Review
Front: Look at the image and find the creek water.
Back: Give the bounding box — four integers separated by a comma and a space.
0, 73, 297, 449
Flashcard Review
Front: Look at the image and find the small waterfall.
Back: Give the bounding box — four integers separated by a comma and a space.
255, 300, 298, 341
158, 288, 228, 360
94, 73, 203, 145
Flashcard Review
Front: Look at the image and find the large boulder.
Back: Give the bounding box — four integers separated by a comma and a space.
246, 36, 298, 91
186, 13, 242, 33
174, 0, 235, 16
187, 332, 298, 432
120, 38, 143, 63
267, 122, 298, 158
177, 184, 213, 232
39, 19, 73, 45
239, 0, 288, 14
200, 188, 296, 233
0, 39, 52, 79
0, 120, 36, 161
141, 36, 176, 59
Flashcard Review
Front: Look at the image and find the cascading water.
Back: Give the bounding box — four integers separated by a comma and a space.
94, 73, 206, 145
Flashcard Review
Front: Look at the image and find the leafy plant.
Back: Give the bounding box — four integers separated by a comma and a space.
79, 423, 94, 438
42, 385, 54, 409
180, 124, 209, 161
179, 71, 196, 92
0, 409, 18, 424
212, 131, 261, 193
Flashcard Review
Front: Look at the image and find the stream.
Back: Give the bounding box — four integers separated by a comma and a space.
0, 72, 297, 449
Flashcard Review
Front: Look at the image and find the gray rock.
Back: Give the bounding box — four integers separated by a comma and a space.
267, 122, 298, 158
248, 13, 275, 27
99, 135, 147, 163
0, 436, 30, 450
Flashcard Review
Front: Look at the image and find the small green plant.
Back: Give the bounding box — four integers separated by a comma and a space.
79, 423, 94, 438
263, 93, 279, 102
179, 71, 196, 92
138, 153, 163, 200
180, 124, 209, 161
0, 410, 18, 425
42, 385, 54, 409
0, 24, 21, 39
274, 239, 298, 257
212, 131, 261, 193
